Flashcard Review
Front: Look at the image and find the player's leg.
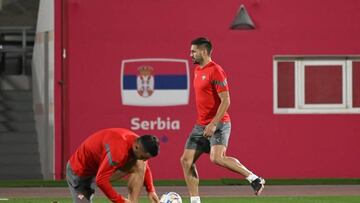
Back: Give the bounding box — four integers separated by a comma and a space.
209, 122, 251, 175
210, 144, 253, 176
180, 149, 203, 196
66, 162, 95, 203
209, 122, 265, 195
181, 124, 207, 203
126, 160, 147, 203
111, 162, 146, 203
111, 160, 149, 203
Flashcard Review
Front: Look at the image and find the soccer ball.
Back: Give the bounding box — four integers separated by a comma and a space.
159, 192, 182, 203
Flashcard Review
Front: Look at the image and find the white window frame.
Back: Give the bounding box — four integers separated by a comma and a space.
299, 60, 346, 109
274, 57, 360, 114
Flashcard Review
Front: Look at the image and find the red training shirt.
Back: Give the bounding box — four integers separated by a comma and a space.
68, 128, 155, 203
193, 61, 231, 125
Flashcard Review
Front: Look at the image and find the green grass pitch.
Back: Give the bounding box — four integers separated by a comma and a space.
6, 196, 360, 203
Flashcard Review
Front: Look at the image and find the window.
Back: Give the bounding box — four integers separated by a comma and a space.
274, 56, 360, 114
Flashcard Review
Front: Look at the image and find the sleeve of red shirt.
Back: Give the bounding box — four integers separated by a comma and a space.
144, 161, 155, 193
95, 139, 128, 203
211, 66, 229, 93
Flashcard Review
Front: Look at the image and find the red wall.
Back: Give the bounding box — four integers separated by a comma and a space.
56, 0, 360, 179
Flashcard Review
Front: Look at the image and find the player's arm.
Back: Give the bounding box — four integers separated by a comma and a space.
212, 90, 230, 125
144, 161, 155, 192
203, 91, 230, 137
144, 161, 160, 203
96, 160, 127, 202
96, 142, 128, 203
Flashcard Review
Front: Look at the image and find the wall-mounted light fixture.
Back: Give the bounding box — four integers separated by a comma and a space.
230, 4, 255, 30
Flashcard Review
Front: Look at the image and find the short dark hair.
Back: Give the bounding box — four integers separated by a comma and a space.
191, 37, 212, 55
138, 135, 160, 157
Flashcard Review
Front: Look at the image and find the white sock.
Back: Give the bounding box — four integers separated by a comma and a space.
190, 196, 201, 203
246, 173, 259, 183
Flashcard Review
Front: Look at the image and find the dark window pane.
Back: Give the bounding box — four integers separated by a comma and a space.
353, 61, 360, 107
305, 65, 342, 104
277, 62, 295, 108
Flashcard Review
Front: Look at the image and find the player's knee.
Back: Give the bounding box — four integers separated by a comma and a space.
210, 154, 224, 166
180, 155, 192, 168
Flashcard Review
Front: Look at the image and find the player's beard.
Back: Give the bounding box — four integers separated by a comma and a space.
192, 56, 202, 65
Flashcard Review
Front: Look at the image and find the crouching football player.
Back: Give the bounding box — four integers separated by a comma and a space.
66, 128, 160, 203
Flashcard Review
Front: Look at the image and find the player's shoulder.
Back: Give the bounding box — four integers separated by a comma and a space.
102, 129, 138, 154
208, 62, 226, 76
209, 61, 224, 71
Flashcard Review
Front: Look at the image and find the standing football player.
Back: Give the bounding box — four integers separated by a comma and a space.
180, 37, 265, 203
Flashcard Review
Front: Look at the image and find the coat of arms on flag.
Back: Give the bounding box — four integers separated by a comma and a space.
121, 58, 190, 106
137, 65, 154, 98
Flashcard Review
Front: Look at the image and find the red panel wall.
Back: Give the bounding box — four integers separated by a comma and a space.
55, 0, 360, 179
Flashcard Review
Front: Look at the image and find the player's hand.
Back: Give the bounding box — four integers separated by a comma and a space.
203, 122, 216, 138
123, 198, 131, 203
148, 191, 160, 203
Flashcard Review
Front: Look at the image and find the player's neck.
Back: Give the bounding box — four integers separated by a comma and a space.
199, 58, 212, 68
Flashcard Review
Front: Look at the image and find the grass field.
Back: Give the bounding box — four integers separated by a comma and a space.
1, 178, 359, 187
5, 196, 360, 203
1, 179, 359, 202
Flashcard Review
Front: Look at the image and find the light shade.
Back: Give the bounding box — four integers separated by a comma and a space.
230, 5, 255, 30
